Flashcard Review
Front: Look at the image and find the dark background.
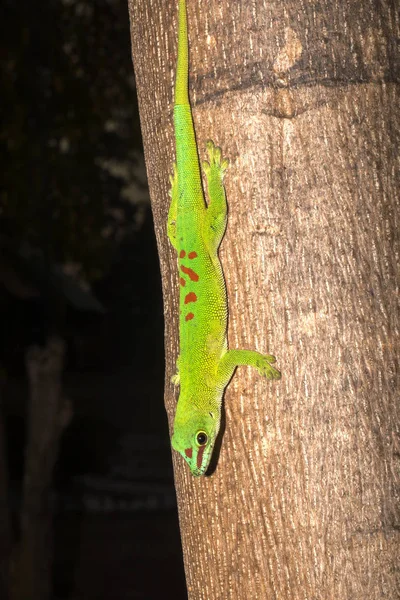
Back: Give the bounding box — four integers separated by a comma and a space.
0, 0, 186, 597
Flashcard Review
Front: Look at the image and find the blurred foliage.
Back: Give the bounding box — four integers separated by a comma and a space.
0, 0, 145, 281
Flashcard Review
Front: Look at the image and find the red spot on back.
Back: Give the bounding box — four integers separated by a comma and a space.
179, 250, 186, 258
185, 448, 192, 459
179, 277, 186, 287
197, 445, 206, 469
185, 312, 194, 322
184, 292, 197, 304
188, 251, 198, 259
180, 265, 199, 282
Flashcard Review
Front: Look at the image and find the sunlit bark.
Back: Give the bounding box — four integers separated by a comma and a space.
128, 1, 399, 598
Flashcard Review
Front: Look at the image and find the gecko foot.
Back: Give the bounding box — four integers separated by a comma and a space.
202, 140, 229, 181
171, 372, 180, 386
255, 354, 281, 380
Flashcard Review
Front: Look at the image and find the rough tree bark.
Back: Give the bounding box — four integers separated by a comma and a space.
10, 337, 72, 600
128, 1, 399, 598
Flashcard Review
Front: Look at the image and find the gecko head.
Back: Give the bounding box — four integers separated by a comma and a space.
171, 409, 219, 477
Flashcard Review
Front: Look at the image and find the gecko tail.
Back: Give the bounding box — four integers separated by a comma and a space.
175, 0, 189, 106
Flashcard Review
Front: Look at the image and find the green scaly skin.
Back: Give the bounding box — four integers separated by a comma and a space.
168, 0, 280, 476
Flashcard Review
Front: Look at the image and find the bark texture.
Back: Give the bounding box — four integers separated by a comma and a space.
10, 337, 72, 600
128, 1, 399, 598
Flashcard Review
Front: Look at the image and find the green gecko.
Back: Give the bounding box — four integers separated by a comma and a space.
168, 0, 280, 477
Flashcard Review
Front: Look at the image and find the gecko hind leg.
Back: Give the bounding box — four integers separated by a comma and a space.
217, 349, 281, 390
167, 162, 178, 250
202, 141, 229, 253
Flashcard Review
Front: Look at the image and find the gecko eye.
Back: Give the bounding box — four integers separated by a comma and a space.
196, 431, 208, 446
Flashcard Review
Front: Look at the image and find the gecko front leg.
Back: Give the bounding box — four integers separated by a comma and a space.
217, 349, 281, 391
171, 354, 181, 386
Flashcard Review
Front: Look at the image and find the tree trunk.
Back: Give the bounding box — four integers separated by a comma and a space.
128, 1, 399, 598
10, 336, 72, 600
